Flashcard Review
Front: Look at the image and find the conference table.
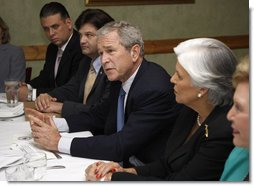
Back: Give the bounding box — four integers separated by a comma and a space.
0, 96, 102, 181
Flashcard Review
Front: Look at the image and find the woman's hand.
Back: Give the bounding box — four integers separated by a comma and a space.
85, 161, 124, 181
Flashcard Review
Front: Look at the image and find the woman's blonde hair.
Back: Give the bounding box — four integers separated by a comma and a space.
232, 55, 249, 88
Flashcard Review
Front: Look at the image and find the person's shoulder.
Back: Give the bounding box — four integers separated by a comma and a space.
0, 43, 23, 54
1, 43, 18, 49
209, 105, 233, 134
140, 59, 170, 83
143, 59, 169, 75
47, 42, 57, 50
70, 29, 81, 43
66, 30, 82, 52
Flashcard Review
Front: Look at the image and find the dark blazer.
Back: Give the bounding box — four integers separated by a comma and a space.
48, 56, 110, 117
112, 105, 234, 181
65, 59, 182, 165
29, 30, 84, 95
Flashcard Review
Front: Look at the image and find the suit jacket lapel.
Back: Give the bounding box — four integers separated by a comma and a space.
89, 67, 104, 96
104, 82, 122, 134
55, 31, 79, 79
125, 59, 148, 117
49, 46, 58, 86
166, 106, 222, 164
79, 61, 91, 97
55, 46, 68, 79
166, 108, 197, 162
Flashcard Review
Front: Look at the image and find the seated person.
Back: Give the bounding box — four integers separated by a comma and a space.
19, 2, 84, 101
85, 38, 237, 181
220, 55, 249, 181
0, 16, 25, 92
26, 21, 181, 167
34, 9, 114, 118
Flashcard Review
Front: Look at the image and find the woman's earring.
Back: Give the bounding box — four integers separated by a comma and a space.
197, 93, 202, 98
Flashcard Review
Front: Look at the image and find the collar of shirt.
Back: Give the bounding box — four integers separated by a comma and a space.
122, 63, 141, 106
58, 32, 73, 53
91, 56, 102, 75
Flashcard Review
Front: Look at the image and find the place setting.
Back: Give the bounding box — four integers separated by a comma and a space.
0, 80, 24, 121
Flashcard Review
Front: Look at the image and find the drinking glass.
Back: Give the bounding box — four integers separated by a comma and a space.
23, 152, 47, 181
4, 80, 19, 107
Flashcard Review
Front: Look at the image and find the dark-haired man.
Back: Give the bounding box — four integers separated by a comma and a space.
19, 2, 84, 101
34, 9, 114, 118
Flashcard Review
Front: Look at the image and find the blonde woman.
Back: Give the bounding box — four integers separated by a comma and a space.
220, 56, 249, 181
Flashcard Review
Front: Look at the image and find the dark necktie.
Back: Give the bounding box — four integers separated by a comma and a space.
117, 87, 126, 132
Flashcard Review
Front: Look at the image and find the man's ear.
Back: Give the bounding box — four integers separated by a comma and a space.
130, 44, 141, 61
65, 18, 73, 30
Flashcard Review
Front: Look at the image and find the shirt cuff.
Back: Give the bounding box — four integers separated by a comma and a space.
58, 136, 73, 154
27, 84, 37, 101
53, 117, 69, 132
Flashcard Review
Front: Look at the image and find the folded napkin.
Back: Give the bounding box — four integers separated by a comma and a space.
0, 156, 24, 169
0, 147, 24, 169
10, 141, 58, 160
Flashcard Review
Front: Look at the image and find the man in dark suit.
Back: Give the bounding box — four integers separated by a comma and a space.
19, 2, 84, 101
26, 21, 182, 167
34, 9, 114, 118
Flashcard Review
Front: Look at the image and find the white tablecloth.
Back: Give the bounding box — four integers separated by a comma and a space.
0, 118, 101, 181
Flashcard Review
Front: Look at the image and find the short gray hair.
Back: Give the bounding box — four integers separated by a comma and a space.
174, 38, 237, 106
97, 21, 144, 56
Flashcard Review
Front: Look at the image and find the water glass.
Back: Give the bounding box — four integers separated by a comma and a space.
4, 80, 19, 107
5, 164, 33, 181
23, 152, 47, 181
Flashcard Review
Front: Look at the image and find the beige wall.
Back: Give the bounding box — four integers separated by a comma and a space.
0, 0, 249, 78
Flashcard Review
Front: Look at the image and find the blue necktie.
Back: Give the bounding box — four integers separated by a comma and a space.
117, 87, 126, 132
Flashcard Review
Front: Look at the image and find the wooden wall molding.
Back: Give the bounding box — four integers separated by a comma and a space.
85, 0, 194, 6
22, 34, 248, 61
22, 45, 47, 61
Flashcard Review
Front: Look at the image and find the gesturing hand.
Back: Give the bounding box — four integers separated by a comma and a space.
26, 109, 60, 151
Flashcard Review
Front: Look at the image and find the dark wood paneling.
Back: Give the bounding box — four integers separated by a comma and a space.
144, 35, 249, 54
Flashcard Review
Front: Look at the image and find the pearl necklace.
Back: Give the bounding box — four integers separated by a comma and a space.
197, 115, 202, 127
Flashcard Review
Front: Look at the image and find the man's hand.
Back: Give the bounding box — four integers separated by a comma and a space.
27, 112, 61, 151
18, 83, 28, 101
35, 93, 57, 112
40, 102, 63, 114
25, 108, 48, 122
